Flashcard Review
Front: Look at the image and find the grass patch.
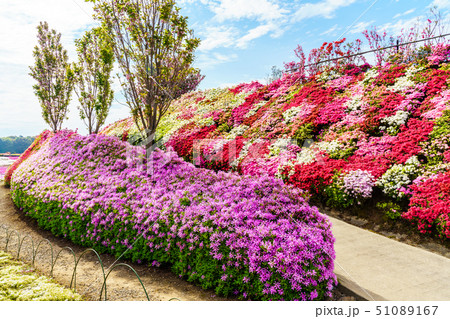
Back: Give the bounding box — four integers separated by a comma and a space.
0, 250, 82, 301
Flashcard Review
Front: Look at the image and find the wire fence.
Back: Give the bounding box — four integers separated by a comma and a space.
0, 223, 181, 301
286, 32, 450, 73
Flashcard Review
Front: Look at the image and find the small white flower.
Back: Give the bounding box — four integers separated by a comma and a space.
362, 68, 379, 84
316, 140, 342, 154
380, 110, 410, 134
245, 101, 266, 118
227, 125, 249, 139
282, 106, 302, 123
376, 156, 421, 198
388, 64, 424, 92
268, 137, 294, 157
296, 147, 320, 164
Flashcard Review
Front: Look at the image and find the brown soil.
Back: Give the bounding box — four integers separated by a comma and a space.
0, 183, 354, 301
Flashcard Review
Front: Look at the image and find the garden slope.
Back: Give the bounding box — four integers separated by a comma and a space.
102, 50, 450, 239
10, 131, 336, 300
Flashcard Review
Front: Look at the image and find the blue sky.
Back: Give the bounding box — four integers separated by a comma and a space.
1, 0, 450, 137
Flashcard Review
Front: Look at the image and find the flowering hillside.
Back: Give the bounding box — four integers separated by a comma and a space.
10, 131, 336, 300
3, 130, 53, 186
101, 44, 450, 239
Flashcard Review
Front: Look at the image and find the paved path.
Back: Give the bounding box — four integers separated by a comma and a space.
330, 216, 450, 301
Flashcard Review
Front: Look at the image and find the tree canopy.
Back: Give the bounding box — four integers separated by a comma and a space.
29, 21, 74, 132
88, 0, 203, 145
74, 27, 115, 134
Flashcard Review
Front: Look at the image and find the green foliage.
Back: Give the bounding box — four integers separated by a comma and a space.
128, 133, 145, 146
0, 136, 35, 154
376, 201, 403, 220
419, 110, 450, 165
429, 109, 450, 140
293, 123, 315, 145
217, 122, 231, 133
328, 146, 357, 160
179, 196, 191, 206
29, 21, 74, 132
324, 177, 355, 209
73, 27, 115, 133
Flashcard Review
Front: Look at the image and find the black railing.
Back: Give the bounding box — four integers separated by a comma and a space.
286, 32, 450, 73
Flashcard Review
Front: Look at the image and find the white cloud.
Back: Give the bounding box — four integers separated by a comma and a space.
380, 17, 420, 35
293, 0, 357, 22
198, 25, 237, 51
177, 0, 198, 4
206, 0, 287, 22
430, 0, 450, 9
196, 52, 238, 70
393, 8, 416, 19
349, 21, 375, 34
0, 0, 95, 66
197, 0, 289, 51
321, 24, 339, 36
236, 23, 279, 48
381, 12, 450, 39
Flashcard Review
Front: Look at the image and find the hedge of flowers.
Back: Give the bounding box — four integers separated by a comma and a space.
101, 44, 450, 239
10, 131, 336, 300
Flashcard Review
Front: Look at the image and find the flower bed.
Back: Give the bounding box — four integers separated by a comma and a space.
0, 166, 8, 177
1, 157, 20, 180
101, 44, 450, 239
10, 131, 336, 300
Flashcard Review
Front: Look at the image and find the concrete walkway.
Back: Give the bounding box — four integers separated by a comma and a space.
330, 216, 450, 301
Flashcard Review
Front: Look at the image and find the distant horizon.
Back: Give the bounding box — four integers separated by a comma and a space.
0, 134, 37, 138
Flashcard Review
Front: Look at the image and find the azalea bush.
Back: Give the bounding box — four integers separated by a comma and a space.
325, 170, 375, 208
376, 156, 421, 199
404, 172, 450, 238
100, 40, 450, 239
10, 131, 337, 300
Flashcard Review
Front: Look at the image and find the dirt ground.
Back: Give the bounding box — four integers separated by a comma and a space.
0, 183, 355, 301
